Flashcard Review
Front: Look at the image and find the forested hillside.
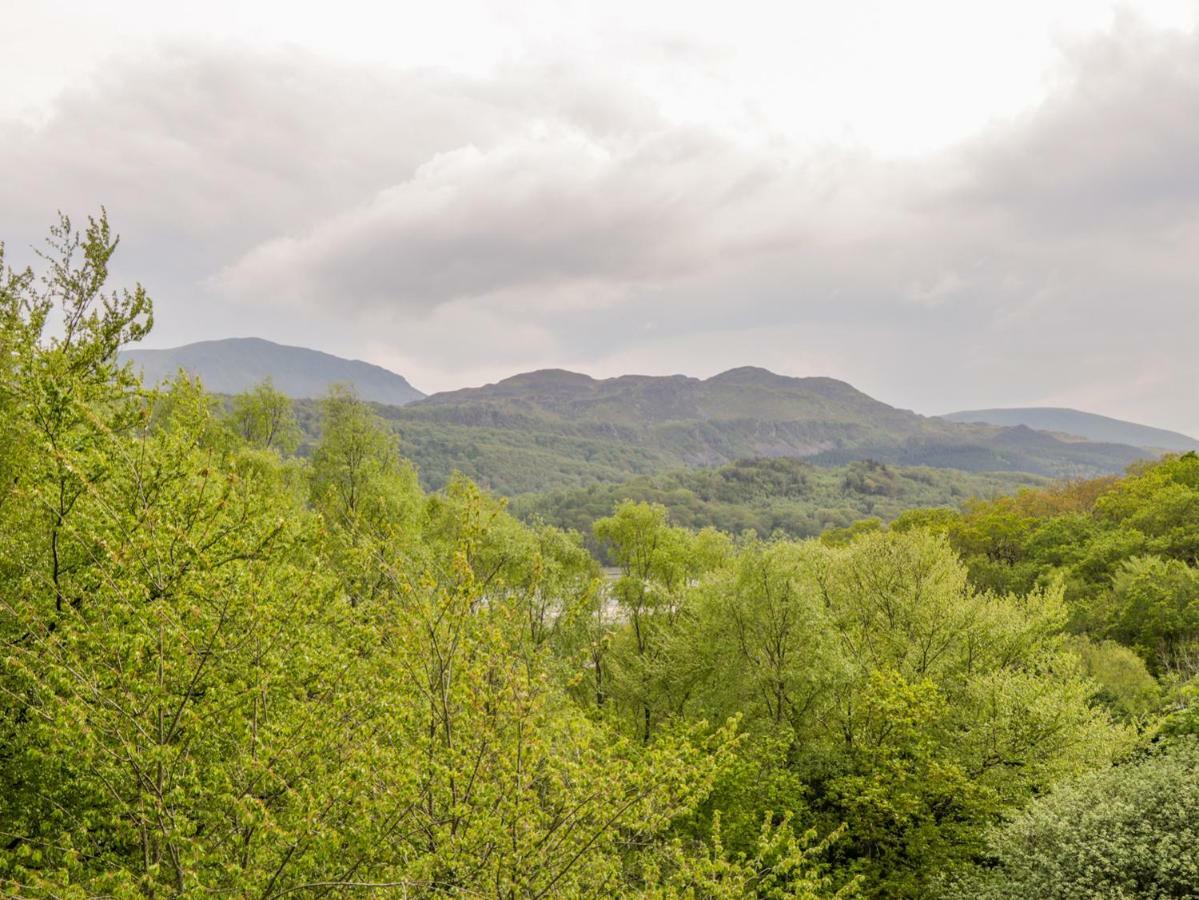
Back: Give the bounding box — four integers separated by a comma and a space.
3, 216, 1198, 897
284, 376, 1150, 497
385, 368, 1148, 491
512, 457, 1045, 553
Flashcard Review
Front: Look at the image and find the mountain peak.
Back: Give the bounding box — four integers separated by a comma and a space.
498, 369, 597, 388
119, 337, 425, 405
707, 366, 782, 384
942, 407, 1199, 453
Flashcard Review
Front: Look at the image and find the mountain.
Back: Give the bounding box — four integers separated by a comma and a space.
365, 367, 1152, 494
121, 337, 425, 406
942, 407, 1199, 453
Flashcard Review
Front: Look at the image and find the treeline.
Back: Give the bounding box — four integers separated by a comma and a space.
2, 216, 1197, 897
880, 454, 1199, 681
511, 458, 1043, 557
291, 397, 679, 496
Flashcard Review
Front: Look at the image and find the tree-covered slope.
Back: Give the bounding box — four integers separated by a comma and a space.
165, 356, 1152, 493
381, 368, 1149, 492
121, 336, 425, 405
943, 406, 1199, 452
511, 457, 1045, 548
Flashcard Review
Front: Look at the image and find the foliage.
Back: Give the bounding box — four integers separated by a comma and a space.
899, 453, 1199, 676
1067, 636, 1163, 722
591, 519, 1129, 897
0, 214, 1185, 897
514, 457, 1042, 558
226, 377, 300, 453
949, 740, 1199, 899
0, 216, 752, 895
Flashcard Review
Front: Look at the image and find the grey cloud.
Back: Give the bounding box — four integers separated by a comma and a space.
2, 23, 1198, 435
956, 23, 1199, 231
215, 125, 794, 308
0, 45, 654, 280
484, 22, 1199, 430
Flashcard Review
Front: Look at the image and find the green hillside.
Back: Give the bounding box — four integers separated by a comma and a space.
379, 368, 1148, 493
511, 456, 1045, 550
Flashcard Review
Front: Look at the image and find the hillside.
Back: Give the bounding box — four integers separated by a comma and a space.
121, 337, 425, 406
942, 407, 1199, 452
376, 367, 1149, 493
511, 457, 1046, 551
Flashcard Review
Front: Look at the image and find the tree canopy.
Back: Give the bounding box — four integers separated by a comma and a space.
1, 214, 1195, 896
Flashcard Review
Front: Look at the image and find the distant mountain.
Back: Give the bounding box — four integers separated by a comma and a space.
363, 367, 1152, 494
121, 337, 425, 406
942, 407, 1199, 453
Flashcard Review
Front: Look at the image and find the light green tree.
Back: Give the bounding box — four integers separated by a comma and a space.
949, 740, 1199, 899
227, 378, 300, 454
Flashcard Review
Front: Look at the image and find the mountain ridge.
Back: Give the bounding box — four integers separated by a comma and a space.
120, 337, 425, 406
117, 338, 1164, 495
384, 366, 1152, 493
942, 406, 1199, 453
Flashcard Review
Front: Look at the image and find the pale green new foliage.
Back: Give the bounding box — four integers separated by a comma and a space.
1106, 554, 1199, 672
227, 378, 301, 454
815, 532, 1127, 893
950, 739, 1199, 899
637, 815, 859, 899
310, 383, 421, 529
424, 478, 601, 658
0, 211, 152, 617
594, 502, 732, 741
663, 528, 1129, 896
0, 213, 757, 896
357, 499, 742, 896
310, 384, 425, 606
686, 539, 837, 735
1068, 635, 1163, 721
0, 353, 373, 892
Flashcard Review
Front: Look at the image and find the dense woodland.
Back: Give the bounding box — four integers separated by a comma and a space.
510, 458, 1044, 556
3, 216, 1198, 896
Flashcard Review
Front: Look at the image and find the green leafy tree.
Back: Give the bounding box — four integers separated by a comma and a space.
1105, 555, 1199, 672
0, 211, 152, 615
309, 384, 424, 606
678, 529, 1127, 896
1067, 635, 1162, 722
950, 740, 1199, 899
594, 502, 730, 741
227, 378, 300, 454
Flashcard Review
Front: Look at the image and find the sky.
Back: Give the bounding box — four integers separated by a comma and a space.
3, 0, 1199, 435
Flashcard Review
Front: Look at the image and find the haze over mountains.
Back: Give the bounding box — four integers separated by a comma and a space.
121, 337, 1184, 495
943, 407, 1199, 453
120, 337, 425, 407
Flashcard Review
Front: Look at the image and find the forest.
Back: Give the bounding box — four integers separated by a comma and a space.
2, 216, 1197, 897
509, 458, 1044, 556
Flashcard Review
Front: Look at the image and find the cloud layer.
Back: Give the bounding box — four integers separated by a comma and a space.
2, 20, 1198, 434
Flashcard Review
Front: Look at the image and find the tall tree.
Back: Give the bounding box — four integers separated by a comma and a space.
227, 378, 301, 454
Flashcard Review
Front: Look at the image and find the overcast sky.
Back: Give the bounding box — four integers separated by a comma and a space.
3, 1, 1199, 434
